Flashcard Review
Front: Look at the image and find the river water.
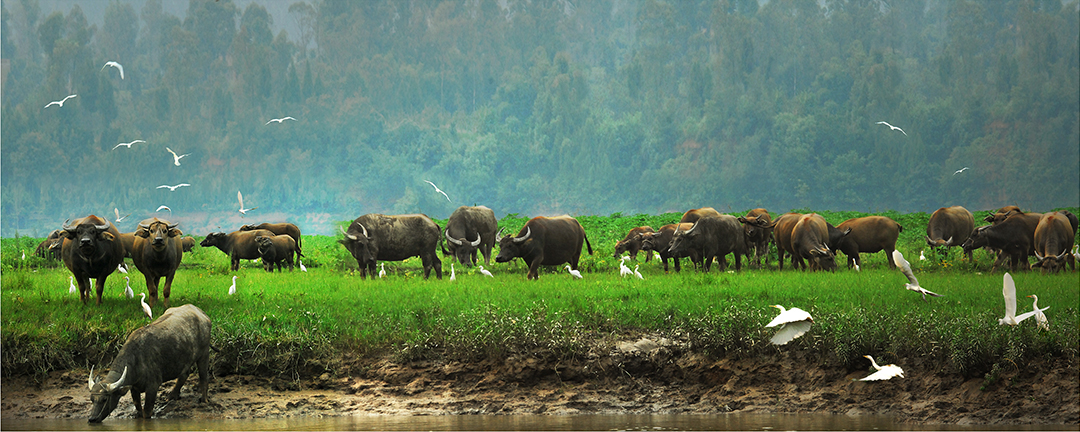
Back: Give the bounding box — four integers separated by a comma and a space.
0, 414, 1069, 431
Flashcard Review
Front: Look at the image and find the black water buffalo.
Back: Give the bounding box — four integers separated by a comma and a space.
640, 223, 699, 272
680, 207, 722, 224
181, 236, 196, 252
255, 234, 300, 272
59, 215, 126, 305
240, 222, 302, 255
668, 215, 746, 272
495, 216, 594, 280
1032, 211, 1076, 273
131, 218, 184, 307
339, 213, 443, 279
200, 229, 276, 271
738, 208, 773, 269
834, 216, 903, 269
926, 206, 975, 261
88, 304, 211, 422
961, 216, 1033, 272
443, 206, 498, 267
613, 226, 655, 262
790, 213, 837, 271
34, 229, 63, 260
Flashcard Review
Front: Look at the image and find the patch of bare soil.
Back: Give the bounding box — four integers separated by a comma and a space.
2, 335, 1077, 425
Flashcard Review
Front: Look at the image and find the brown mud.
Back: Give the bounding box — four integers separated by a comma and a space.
2, 335, 1077, 426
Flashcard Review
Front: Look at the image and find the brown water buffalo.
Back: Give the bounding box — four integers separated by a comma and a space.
444, 206, 499, 267
771, 213, 803, 270
926, 206, 975, 261
668, 215, 747, 272
88, 304, 211, 422
119, 232, 137, 258
984, 206, 1025, 224
339, 214, 443, 279
131, 218, 184, 307
835, 216, 903, 269
255, 234, 300, 272
495, 216, 594, 280
1032, 211, 1076, 273
680, 207, 722, 224
34, 229, 64, 260
181, 236, 196, 252
59, 215, 126, 305
738, 208, 773, 269
791, 213, 837, 271
200, 229, 276, 271
961, 216, 1034, 272
614, 226, 655, 262
640, 223, 699, 272
240, 222, 302, 255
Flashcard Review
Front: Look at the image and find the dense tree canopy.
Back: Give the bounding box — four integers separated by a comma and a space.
2, 0, 1077, 236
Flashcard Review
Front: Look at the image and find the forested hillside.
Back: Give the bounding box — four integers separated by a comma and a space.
2, 0, 1077, 236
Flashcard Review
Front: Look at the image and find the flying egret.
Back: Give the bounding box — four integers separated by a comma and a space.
165, 147, 189, 166
156, 205, 172, 213
114, 208, 131, 223
265, 116, 296, 125
237, 191, 258, 216
156, 183, 191, 191
765, 305, 813, 345
1026, 295, 1050, 330
44, 94, 77, 109
379, 263, 386, 278
228, 276, 237, 295
423, 180, 452, 202
633, 264, 644, 280
565, 265, 582, 279
101, 61, 124, 79
450, 263, 456, 281
479, 265, 494, 278
875, 121, 907, 136
299, 260, 307, 272
123, 276, 134, 299
953, 167, 970, 175
999, 273, 1043, 325
859, 355, 905, 381
69, 276, 78, 294
117, 263, 128, 274
112, 139, 145, 150
139, 293, 152, 319
892, 250, 942, 302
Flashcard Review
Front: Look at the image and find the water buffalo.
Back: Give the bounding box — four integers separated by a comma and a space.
790, 213, 837, 271
961, 215, 1034, 272
339, 213, 443, 279
926, 206, 975, 261
131, 218, 184, 308
668, 215, 747, 272
738, 208, 773, 269
640, 223, 699, 272
834, 216, 903, 269
118, 232, 136, 258
200, 229, 276, 271
984, 206, 1025, 224
255, 234, 300, 272
494, 216, 594, 280
34, 229, 63, 260
444, 205, 499, 267
88, 304, 211, 422
1032, 211, 1076, 273
181, 236, 196, 252
613, 226, 655, 262
240, 222, 302, 255
59, 215, 126, 305
771, 213, 803, 270
680, 207, 722, 224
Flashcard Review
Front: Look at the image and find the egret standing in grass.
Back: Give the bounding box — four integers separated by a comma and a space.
69, 276, 78, 294
450, 263, 456, 281
619, 257, 633, 277
479, 265, 494, 278
565, 265, 582, 279
123, 277, 134, 299
299, 260, 307, 272
228, 276, 237, 296
765, 305, 813, 345
139, 293, 153, 319
633, 264, 644, 280
999, 273, 1043, 326
859, 355, 905, 381
892, 250, 942, 302
117, 263, 128, 274
379, 263, 386, 278
1026, 295, 1050, 330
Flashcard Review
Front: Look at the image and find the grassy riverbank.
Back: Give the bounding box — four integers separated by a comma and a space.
2, 209, 1078, 387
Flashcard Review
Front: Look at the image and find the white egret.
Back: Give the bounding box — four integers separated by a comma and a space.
423, 180, 452, 202
618, 257, 633, 277
953, 167, 970, 175
450, 263, 456, 281
117, 263, 128, 274
479, 265, 494, 278
379, 263, 387, 278
21, 251, 25, 260
228, 276, 237, 295
919, 250, 926, 261
112, 139, 145, 150
299, 260, 307, 272
69, 276, 78, 294
1026, 295, 1050, 331
165, 147, 189, 166
156, 205, 172, 213
565, 265, 582, 279
156, 183, 190, 191
892, 250, 942, 302
139, 293, 152, 319
44, 94, 77, 109
999, 273, 1042, 325
114, 208, 130, 223
237, 190, 258, 216
101, 61, 124, 79
123, 276, 134, 299
875, 121, 907, 136
633, 264, 644, 280
859, 355, 905, 381
765, 305, 813, 345
853, 263, 861, 272
1072, 245, 1079, 261
265, 116, 296, 125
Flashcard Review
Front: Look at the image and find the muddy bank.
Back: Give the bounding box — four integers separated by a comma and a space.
2, 336, 1077, 426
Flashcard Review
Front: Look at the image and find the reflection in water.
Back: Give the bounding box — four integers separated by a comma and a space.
0, 413, 1069, 431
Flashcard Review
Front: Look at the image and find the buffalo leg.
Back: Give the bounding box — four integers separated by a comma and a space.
197, 352, 210, 403
734, 251, 742, 271
777, 250, 786, 270
170, 365, 190, 400
143, 275, 159, 307
77, 277, 92, 304
94, 276, 109, 304
142, 381, 159, 418
162, 274, 174, 309
131, 390, 144, 418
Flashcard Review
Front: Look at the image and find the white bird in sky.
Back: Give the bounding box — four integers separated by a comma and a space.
123, 276, 134, 299
237, 190, 258, 216
999, 273, 1045, 326
565, 264, 583, 279
479, 265, 494, 278
112, 139, 145, 150
228, 276, 237, 296
423, 180, 451, 202
859, 355, 905, 381
44, 94, 77, 109
633, 264, 644, 280
139, 293, 152, 319
875, 121, 907, 136
114, 208, 130, 223
892, 250, 942, 302
379, 263, 386, 278
117, 263, 128, 274
1027, 295, 1050, 330
157, 183, 191, 191
101, 61, 124, 79
450, 263, 456, 281
156, 205, 172, 212
765, 305, 813, 345
68, 276, 77, 294
953, 167, 970, 175
265, 116, 296, 125
165, 147, 189, 166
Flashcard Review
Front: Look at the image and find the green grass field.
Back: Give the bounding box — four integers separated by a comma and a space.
2, 209, 1077, 385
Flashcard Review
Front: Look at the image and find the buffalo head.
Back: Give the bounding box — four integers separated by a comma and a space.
667, 223, 699, 256
960, 226, 989, 254
445, 229, 482, 266
88, 366, 128, 423
339, 224, 377, 267
494, 226, 531, 263
255, 236, 273, 255
136, 220, 180, 250
807, 246, 838, 271
61, 217, 115, 258
1033, 249, 1070, 274
200, 232, 227, 248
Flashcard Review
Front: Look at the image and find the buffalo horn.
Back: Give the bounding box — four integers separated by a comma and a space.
105, 367, 128, 392
167, 222, 179, 230
470, 232, 482, 247
1035, 250, 1045, 260
496, 227, 506, 240
445, 229, 462, 246
63, 219, 75, 233
138, 222, 150, 230
95, 220, 112, 232
684, 222, 698, 235
358, 223, 369, 238
513, 226, 531, 243
1055, 249, 1069, 260
88, 366, 96, 390
945, 236, 954, 246
339, 226, 358, 241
